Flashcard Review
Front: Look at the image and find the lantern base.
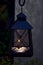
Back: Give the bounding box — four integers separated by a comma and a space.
8, 49, 33, 57
13, 51, 33, 57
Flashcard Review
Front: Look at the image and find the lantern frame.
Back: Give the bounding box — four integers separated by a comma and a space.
9, 29, 33, 57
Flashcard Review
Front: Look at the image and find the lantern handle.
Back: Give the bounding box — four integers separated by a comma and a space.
19, 0, 25, 12
19, 0, 25, 7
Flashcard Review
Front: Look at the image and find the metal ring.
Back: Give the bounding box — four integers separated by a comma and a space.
19, 0, 25, 7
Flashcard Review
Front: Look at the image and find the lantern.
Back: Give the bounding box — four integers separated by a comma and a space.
9, 0, 33, 57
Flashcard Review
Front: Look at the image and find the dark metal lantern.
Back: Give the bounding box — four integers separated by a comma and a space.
10, 12, 33, 57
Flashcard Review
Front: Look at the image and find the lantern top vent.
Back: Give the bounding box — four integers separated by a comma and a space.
11, 13, 33, 30
17, 12, 26, 21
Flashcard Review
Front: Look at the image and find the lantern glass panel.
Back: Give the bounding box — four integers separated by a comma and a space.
14, 30, 29, 47
11, 30, 30, 53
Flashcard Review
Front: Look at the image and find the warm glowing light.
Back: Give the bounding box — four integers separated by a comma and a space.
12, 47, 30, 53
17, 39, 21, 43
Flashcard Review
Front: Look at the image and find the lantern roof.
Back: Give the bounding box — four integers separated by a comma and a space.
11, 13, 33, 30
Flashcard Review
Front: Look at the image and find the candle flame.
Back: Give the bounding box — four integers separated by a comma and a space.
17, 39, 21, 43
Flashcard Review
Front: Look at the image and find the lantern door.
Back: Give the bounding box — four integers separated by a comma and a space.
11, 30, 30, 53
